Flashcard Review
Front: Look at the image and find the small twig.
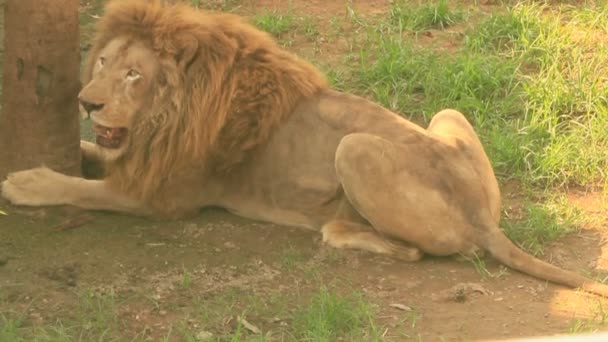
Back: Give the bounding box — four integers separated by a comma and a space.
52, 213, 93, 232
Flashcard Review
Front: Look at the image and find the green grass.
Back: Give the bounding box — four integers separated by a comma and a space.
166, 285, 382, 341
300, 17, 320, 40
196, 0, 244, 11
278, 244, 304, 271
253, 12, 295, 37
390, 0, 465, 31
464, 3, 543, 55
292, 286, 382, 341
180, 266, 194, 288
79, 0, 105, 42
0, 289, 120, 341
345, 1, 608, 190
354, 38, 522, 123
465, 252, 493, 278
567, 299, 608, 334
0, 316, 74, 342
75, 289, 120, 340
503, 194, 582, 256
465, 3, 608, 187
0, 316, 25, 342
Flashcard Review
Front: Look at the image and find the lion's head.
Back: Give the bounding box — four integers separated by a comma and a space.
82, 0, 328, 213
79, 37, 161, 161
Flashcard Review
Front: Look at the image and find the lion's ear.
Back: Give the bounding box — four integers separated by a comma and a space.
176, 35, 199, 72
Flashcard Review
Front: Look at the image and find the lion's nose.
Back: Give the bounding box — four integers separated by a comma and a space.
79, 98, 105, 114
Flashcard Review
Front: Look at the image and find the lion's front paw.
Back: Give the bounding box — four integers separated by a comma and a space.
1, 167, 67, 207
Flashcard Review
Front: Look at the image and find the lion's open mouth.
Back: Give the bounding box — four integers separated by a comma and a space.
93, 124, 128, 149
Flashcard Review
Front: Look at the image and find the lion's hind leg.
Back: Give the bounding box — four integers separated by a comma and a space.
321, 220, 423, 262
334, 132, 478, 257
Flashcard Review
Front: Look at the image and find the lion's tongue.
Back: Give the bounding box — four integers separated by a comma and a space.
93, 124, 126, 149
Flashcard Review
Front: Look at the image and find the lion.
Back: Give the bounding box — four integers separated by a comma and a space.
2, 0, 608, 297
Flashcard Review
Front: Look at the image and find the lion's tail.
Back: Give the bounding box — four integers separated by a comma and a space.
476, 227, 608, 298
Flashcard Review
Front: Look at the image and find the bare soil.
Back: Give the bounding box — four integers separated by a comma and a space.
2, 195, 608, 341
2, 0, 608, 341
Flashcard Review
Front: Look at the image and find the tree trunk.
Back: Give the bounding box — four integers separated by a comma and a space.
0, 0, 81, 180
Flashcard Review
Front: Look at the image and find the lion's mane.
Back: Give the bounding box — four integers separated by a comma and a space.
84, 0, 328, 214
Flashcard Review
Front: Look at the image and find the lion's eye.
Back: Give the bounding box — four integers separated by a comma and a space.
126, 69, 141, 80
98, 57, 106, 67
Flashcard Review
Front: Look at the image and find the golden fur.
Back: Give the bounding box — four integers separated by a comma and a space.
84, 0, 327, 209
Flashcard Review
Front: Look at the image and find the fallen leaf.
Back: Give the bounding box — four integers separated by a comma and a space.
0, 210, 7, 215
195, 330, 214, 341
237, 316, 261, 334
389, 303, 413, 311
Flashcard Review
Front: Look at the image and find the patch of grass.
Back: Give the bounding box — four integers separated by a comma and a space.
195, 290, 238, 331
0, 316, 25, 342
190, 288, 287, 339
253, 12, 295, 37
466, 3, 608, 187
180, 266, 194, 288
351, 1, 608, 189
466, 252, 492, 278
323, 66, 349, 91
198, 0, 244, 11
79, 0, 105, 42
503, 194, 582, 255
0, 315, 76, 342
567, 300, 608, 334
300, 17, 319, 40
328, 16, 345, 38
390, 0, 465, 31
27, 324, 74, 342
354, 36, 521, 124
278, 244, 304, 271
293, 286, 382, 341
464, 3, 543, 56
463, 252, 509, 279
76, 289, 120, 340
567, 4, 608, 31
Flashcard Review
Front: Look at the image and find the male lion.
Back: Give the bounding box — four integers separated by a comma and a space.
2, 0, 608, 296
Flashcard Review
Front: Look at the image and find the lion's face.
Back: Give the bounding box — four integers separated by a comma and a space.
79, 37, 161, 161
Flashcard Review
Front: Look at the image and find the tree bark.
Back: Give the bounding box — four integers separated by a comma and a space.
0, 0, 81, 180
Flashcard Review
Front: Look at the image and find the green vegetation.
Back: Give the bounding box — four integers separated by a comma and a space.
292, 286, 382, 341
0, 290, 120, 341
390, 0, 465, 30
503, 194, 582, 256
0, 316, 24, 342
168, 286, 381, 341
253, 12, 295, 37
352, 2, 608, 189
568, 299, 608, 334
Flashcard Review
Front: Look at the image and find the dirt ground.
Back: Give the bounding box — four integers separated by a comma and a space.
2, 0, 608, 341
3, 193, 608, 341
